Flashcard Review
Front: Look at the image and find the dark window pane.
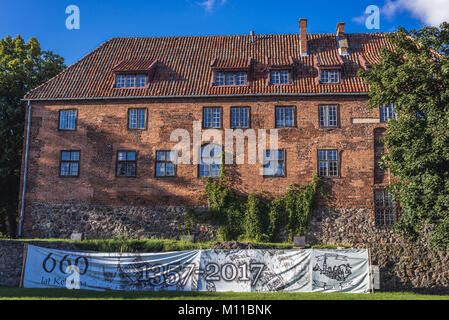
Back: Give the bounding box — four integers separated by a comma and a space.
127, 152, 136, 161
129, 109, 137, 129
60, 162, 70, 176
156, 151, 165, 161
70, 151, 79, 161
166, 163, 175, 176
117, 162, 127, 176
61, 151, 71, 161
70, 163, 79, 176
137, 109, 146, 129
126, 163, 136, 176
225, 73, 234, 85
156, 162, 165, 176
118, 152, 127, 161
136, 75, 146, 87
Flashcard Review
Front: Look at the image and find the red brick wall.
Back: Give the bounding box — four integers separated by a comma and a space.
19, 96, 387, 234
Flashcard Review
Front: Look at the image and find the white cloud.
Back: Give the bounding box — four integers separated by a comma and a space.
382, 0, 449, 26
196, 0, 227, 12
352, 14, 367, 25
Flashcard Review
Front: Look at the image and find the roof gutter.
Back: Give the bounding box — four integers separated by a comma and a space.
18, 100, 32, 238
22, 92, 369, 102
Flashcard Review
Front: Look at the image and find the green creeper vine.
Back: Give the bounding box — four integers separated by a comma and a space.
183, 149, 326, 242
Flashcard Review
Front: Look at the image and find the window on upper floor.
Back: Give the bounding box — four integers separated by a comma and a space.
231, 107, 250, 128
320, 69, 340, 84
214, 72, 247, 86
155, 150, 176, 177
128, 108, 147, 130
275, 106, 295, 128
199, 144, 221, 178
318, 149, 339, 178
263, 149, 285, 177
203, 107, 222, 129
59, 110, 77, 130
319, 105, 339, 128
115, 74, 147, 88
59, 150, 80, 177
270, 70, 290, 85
116, 151, 137, 177
380, 104, 396, 122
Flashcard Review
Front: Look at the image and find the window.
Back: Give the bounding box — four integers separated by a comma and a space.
318, 149, 339, 177
374, 128, 387, 184
374, 189, 399, 227
116, 151, 137, 177
380, 104, 396, 122
320, 69, 340, 84
263, 150, 285, 177
203, 107, 221, 129
199, 144, 221, 178
116, 75, 126, 88
231, 107, 250, 128
59, 110, 77, 130
126, 75, 135, 88
128, 109, 147, 130
59, 151, 80, 177
319, 105, 338, 128
115, 74, 147, 88
136, 75, 147, 87
156, 150, 176, 177
214, 72, 247, 86
270, 70, 290, 84
275, 106, 295, 127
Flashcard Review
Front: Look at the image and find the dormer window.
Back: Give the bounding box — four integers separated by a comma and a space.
112, 59, 157, 89
115, 74, 147, 88
320, 69, 340, 84
270, 70, 290, 85
214, 72, 247, 86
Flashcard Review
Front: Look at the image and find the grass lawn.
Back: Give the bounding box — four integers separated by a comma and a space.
0, 286, 448, 300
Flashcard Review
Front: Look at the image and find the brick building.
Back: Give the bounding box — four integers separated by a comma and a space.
18, 20, 402, 244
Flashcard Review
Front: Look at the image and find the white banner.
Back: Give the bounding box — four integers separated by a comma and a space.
22, 245, 370, 293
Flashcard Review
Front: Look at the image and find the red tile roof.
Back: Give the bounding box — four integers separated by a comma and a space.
24, 32, 393, 100
111, 59, 157, 72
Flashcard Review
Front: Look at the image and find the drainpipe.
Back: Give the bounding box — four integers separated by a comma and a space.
18, 100, 32, 238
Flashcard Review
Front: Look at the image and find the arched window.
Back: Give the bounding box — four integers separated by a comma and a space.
199, 144, 221, 178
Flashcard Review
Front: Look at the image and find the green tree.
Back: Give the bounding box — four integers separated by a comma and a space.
0, 35, 65, 237
359, 24, 449, 250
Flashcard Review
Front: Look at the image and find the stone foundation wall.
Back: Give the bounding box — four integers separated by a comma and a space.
0, 240, 77, 287
368, 244, 449, 294
24, 203, 215, 241
306, 208, 403, 245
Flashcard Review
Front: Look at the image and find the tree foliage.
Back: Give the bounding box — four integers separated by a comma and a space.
359, 23, 449, 250
0, 35, 65, 237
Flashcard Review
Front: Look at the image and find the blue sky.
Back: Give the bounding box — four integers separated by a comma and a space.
1, 0, 447, 66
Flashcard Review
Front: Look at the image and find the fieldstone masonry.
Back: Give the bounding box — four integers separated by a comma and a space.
0, 240, 77, 287
26, 203, 215, 241
307, 208, 403, 245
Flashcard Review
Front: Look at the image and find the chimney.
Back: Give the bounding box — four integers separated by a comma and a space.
299, 18, 308, 57
250, 30, 255, 44
336, 22, 349, 56
336, 22, 345, 37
